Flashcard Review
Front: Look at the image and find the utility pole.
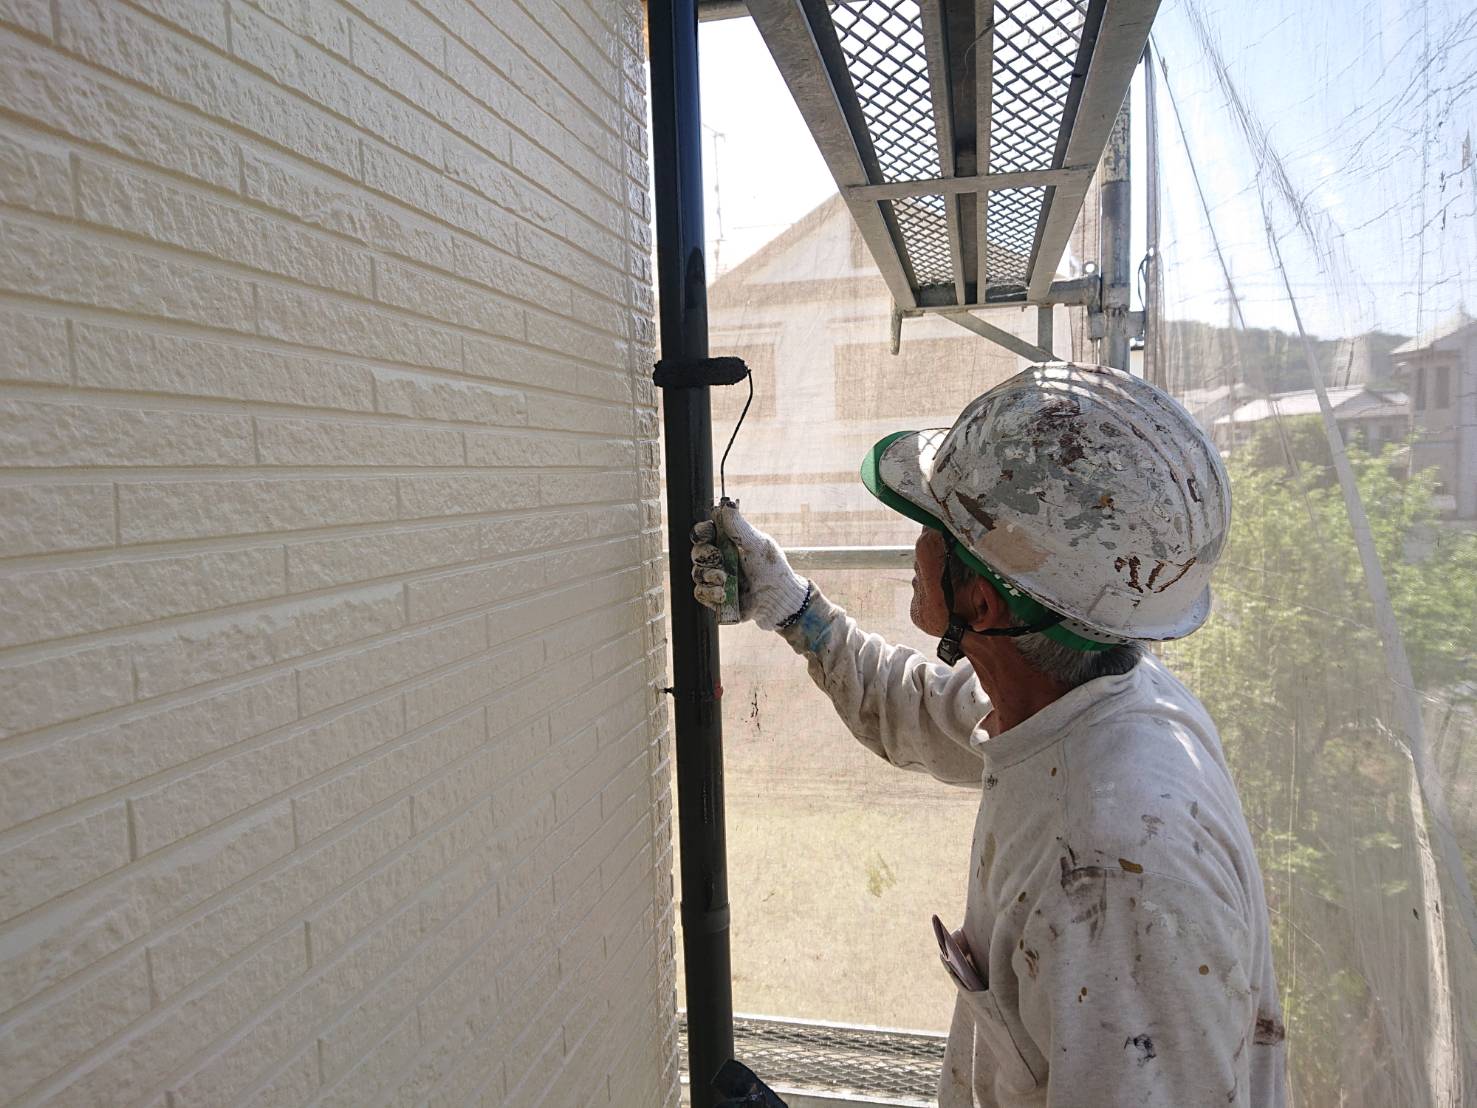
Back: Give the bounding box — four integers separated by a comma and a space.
1143, 46, 1164, 388
1100, 96, 1132, 373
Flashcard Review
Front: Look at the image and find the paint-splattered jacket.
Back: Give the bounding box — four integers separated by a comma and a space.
781, 591, 1287, 1108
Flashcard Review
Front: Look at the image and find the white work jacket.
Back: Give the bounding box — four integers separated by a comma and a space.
778, 591, 1287, 1108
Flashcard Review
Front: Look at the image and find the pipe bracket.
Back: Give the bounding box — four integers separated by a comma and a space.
681, 903, 732, 934
665, 682, 724, 703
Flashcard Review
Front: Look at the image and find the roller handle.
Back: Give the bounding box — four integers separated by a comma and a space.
714, 497, 743, 625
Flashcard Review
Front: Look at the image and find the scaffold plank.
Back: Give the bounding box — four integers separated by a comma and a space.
745, 0, 1160, 309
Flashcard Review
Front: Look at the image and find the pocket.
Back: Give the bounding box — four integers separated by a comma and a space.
952, 980, 1043, 1097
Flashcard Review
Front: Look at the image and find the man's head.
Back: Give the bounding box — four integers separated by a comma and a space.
869, 362, 1230, 670
909, 524, 1144, 687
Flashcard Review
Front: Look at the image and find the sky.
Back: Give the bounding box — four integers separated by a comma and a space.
689, 0, 1477, 342
695, 16, 834, 275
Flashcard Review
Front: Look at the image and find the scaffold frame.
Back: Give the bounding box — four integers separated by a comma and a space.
741, 0, 1158, 310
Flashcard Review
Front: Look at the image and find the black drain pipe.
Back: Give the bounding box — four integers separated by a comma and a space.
647, 1, 735, 1104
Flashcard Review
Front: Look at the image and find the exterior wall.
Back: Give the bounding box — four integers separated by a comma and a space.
1441, 333, 1477, 520
1411, 356, 1461, 497
1398, 329, 1477, 519
0, 3, 676, 1106
1461, 340, 1477, 519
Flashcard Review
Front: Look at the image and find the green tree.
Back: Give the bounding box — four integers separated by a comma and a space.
1162, 416, 1477, 1105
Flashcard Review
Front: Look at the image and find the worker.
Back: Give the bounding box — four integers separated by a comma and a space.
690, 363, 1285, 1107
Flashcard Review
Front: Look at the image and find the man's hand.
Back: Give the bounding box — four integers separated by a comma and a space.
690, 502, 810, 631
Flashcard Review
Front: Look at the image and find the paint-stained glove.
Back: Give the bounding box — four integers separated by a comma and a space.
690, 502, 811, 631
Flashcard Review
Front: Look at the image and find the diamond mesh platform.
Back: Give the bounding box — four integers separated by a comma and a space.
830, 2, 953, 291
679, 1013, 946, 1104
891, 194, 953, 286
832, 1, 940, 184
984, 0, 1091, 287
985, 185, 1046, 287
989, 0, 1090, 174
748, 0, 1160, 307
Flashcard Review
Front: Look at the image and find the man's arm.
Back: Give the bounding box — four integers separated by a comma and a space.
776, 589, 986, 785
691, 507, 985, 786
1016, 865, 1258, 1107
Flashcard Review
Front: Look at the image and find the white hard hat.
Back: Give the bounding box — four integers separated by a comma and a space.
861, 362, 1230, 647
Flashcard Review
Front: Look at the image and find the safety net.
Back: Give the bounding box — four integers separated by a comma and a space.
662, 2, 1477, 1103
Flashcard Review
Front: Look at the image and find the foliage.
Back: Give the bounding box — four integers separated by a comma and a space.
1162, 416, 1477, 1104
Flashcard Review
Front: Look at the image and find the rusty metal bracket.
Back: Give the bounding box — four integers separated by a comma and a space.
661, 683, 725, 703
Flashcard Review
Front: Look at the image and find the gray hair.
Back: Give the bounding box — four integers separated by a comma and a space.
947, 549, 1143, 687
1009, 621, 1144, 687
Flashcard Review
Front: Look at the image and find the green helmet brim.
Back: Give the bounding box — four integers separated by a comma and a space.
860, 431, 1114, 653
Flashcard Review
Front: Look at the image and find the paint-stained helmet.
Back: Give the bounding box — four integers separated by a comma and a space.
861, 362, 1231, 648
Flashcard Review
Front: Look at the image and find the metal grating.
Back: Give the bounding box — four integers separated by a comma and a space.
985, 185, 1046, 286
831, 1, 940, 183
989, 0, 1090, 173
830, 1, 954, 293
679, 1013, 944, 1103
980, 0, 1088, 290
891, 195, 953, 286
748, 0, 1157, 308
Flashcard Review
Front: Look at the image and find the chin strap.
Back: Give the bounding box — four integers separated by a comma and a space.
936, 556, 1066, 665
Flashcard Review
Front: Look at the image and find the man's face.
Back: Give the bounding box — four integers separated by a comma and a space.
910, 526, 952, 637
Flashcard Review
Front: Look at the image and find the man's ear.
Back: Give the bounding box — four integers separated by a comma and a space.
965, 575, 1011, 632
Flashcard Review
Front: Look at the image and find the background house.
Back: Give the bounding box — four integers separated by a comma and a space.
1393, 313, 1477, 520
1212, 385, 1412, 455
1177, 382, 1252, 428
706, 195, 1055, 547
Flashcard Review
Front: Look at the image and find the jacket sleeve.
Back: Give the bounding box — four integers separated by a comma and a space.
1016, 865, 1259, 1108
776, 588, 986, 786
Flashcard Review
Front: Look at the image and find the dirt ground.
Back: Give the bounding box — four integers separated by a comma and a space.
671, 576, 983, 1032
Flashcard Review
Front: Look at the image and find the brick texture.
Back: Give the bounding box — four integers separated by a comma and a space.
0, 1, 675, 1104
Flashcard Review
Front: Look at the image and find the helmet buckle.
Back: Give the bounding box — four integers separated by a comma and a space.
937, 619, 967, 665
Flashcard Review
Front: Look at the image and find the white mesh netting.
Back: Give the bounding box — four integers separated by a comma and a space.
668, 3, 1477, 1102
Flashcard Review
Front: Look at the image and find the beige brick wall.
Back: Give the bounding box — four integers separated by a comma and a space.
0, 1, 678, 1104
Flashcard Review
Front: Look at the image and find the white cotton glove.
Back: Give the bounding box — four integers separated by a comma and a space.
689, 502, 811, 631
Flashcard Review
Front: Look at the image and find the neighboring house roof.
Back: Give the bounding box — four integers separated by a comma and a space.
1175, 385, 1250, 433
709, 195, 853, 292
1391, 311, 1475, 355
1178, 383, 1249, 418
707, 195, 889, 312
1214, 386, 1409, 425
1180, 384, 1240, 405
